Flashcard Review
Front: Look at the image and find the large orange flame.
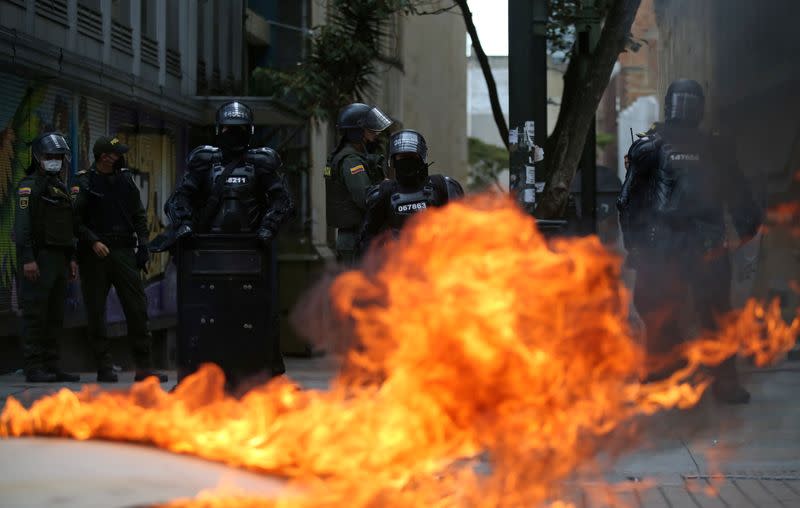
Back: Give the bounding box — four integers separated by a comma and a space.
2, 195, 797, 507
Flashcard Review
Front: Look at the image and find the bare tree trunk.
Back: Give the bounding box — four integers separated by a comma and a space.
536, 0, 642, 218
455, 0, 509, 149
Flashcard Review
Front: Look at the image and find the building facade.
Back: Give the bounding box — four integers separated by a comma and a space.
0, 0, 469, 362
0, 0, 303, 350
308, 1, 469, 249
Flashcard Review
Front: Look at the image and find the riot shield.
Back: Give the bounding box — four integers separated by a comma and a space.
176, 234, 283, 387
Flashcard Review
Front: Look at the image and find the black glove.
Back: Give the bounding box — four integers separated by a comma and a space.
257, 228, 274, 249
366, 153, 386, 181
176, 223, 193, 239
136, 246, 150, 270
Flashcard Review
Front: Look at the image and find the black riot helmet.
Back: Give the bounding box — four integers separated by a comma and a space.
215, 101, 254, 154
31, 132, 71, 175
337, 103, 394, 143
389, 129, 429, 186
664, 79, 705, 127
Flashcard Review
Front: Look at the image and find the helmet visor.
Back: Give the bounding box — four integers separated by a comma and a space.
34, 133, 71, 163
666, 92, 703, 124
363, 107, 394, 132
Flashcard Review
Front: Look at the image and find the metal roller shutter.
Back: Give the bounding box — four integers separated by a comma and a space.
0, 72, 31, 314
76, 95, 108, 171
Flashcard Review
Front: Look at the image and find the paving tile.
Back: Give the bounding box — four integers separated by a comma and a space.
634, 485, 670, 508
608, 489, 640, 508
683, 479, 727, 508
757, 480, 799, 506
731, 479, 784, 508
778, 480, 800, 500
660, 484, 700, 508
709, 479, 759, 508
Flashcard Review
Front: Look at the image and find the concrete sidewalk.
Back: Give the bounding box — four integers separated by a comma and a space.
564, 362, 800, 507
1, 358, 798, 507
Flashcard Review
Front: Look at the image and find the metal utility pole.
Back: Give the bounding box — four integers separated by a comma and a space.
509, 0, 548, 214
576, 1, 603, 234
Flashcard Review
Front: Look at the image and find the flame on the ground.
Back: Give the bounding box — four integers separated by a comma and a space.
2, 195, 798, 507
765, 201, 800, 238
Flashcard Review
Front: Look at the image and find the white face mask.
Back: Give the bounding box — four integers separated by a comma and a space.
42, 160, 62, 173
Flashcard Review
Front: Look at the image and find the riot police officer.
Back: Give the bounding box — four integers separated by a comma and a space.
14, 132, 80, 383
162, 100, 294, 380
358, 129, 464, 254
74, 136, 166, 383
617, 79, 762, 404
325, 103, 394, 264
165, 101, 293, 241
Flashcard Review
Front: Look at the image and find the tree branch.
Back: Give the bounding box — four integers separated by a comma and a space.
454, 0, 509, 149
407, 1, 460, 16
537, 0, 642, 218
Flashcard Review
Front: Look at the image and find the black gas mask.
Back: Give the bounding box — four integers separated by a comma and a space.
219, 126, 250, 154
394, 156, 428, 187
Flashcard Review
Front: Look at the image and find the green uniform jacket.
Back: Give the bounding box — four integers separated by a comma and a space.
324, 143, 386, 229
14, 172, 77, 264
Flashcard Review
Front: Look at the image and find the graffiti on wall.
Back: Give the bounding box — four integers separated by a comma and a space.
114, 131, 175, 279
0, 81, 178, 316
0, 84, 77, 312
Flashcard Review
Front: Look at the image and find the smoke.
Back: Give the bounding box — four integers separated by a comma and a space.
617, 0, 800, 370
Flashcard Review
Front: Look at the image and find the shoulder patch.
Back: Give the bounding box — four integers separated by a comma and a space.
350, 164, 366, 175
76, 169, 88, 176
324, 166, 332, 177
70, 185, 80, 194
18, 187, 31, 196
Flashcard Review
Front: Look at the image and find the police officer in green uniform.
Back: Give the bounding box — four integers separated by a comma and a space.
14, 132, 80, 383
325, 103, 393, 264
74, 136, 167, 383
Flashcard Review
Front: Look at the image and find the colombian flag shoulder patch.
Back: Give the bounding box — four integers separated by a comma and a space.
349, 164, 365, 175
18, 187, 31, 196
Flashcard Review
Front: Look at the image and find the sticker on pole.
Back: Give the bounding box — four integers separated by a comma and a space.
524, 121, 535, 139
533, 146, 545, 162
524, 188, 536, 204
535, 182, 546, 193
525, 165, 536, 184
508, 129, 518, 145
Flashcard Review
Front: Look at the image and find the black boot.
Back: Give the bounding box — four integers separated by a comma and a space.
710, 357, 749, 404
134, 369, 168, 383
97, 369, 119, 383
712, 380, 751, 404
46, 368, 80, 382
25, 368, 57, 383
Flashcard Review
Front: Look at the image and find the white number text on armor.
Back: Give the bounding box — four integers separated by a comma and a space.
397, 202, 428, 213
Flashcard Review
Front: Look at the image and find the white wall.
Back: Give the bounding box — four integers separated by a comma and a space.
398, 8, 468, 181
616, 95, 659, 181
